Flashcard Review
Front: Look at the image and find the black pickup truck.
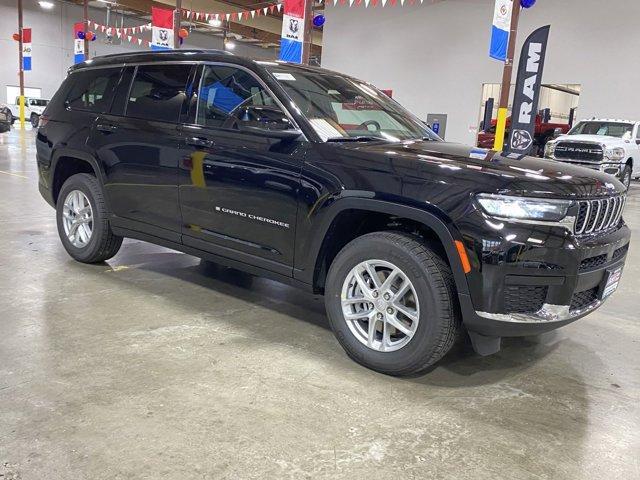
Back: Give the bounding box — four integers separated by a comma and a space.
36, 50, 630, 376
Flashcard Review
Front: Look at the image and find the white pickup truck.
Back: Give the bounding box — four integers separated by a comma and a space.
544, 118, 640, 189
8, 97, 49, 127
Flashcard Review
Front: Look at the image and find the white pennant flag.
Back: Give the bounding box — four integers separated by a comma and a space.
251, 10, 256, 18
116, 31, 121, 38
226, 13, 231, 21
349, 0, 355, 5
365, 0, 370, 6
127, 35, 132, 42
333, 0, 338, 5
400, 0, 405, 4
276, 3, 282, 11
381, 0, 387, 5
138, 38, 142, 45
205, 13, 210, 20
263, 6, 268, 14
215, 13, 220, 21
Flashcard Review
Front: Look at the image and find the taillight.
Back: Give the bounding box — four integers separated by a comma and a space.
38, 115, 49, 128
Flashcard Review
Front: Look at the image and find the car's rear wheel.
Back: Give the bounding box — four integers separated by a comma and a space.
324, 232, 460, 376
56, 173, 122, 263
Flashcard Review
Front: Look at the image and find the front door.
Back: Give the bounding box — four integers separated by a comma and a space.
90, 63, 195, 241
179, 64, 305, 274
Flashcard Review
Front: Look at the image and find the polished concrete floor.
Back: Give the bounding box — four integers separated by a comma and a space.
1, 127, 638, 480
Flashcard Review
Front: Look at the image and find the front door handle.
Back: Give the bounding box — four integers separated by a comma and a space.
96, 123, 117, 134
186, 136, 214, 148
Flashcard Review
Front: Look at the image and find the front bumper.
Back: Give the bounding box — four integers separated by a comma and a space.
458, 213, 631, 338
552, 158, 624, 178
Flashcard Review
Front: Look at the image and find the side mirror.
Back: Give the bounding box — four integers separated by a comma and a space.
235, 105, 301, 140
240, 125, 303, 140
553, 127, 562, 138
636, 139, 640, 146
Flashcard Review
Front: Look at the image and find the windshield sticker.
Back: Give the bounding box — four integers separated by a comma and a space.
273, 72, 296, 81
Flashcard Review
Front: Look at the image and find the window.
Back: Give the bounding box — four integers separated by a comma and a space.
65, 67, 122, 112
194, 65, 280, 129
266, 66, 438, 142
126, 64, 193, 123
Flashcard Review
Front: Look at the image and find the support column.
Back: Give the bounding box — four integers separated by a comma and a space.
17, 0, 25, 129
173, 0, 182, 49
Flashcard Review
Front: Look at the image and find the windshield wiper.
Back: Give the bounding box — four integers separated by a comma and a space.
326, 136, 387, 142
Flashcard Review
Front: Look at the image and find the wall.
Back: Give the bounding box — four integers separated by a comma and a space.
0, 0, 278, 104
322, 0, 640, 144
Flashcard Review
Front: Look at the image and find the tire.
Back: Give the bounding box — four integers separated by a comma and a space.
56, 173, 123, 263
324, 232, 460, 376
30, 113, 39, 128
620, 165, 632, 190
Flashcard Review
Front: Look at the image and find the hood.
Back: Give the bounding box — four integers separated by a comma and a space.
332, 140, 625, 198
553, 134, 627, 147
29, 106, 46, 114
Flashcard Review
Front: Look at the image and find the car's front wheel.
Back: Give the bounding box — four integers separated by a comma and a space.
324, 232, 460, 376
621, 165, 632, 190
56, 173, 123, 263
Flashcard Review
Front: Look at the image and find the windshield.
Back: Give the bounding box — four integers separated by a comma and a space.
569, 121, 633, 138
266, 66, 439, 142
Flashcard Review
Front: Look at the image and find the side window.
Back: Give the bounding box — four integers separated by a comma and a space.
126, 64, 193, 123
194, 65, 282, 129
65, 67, 122, 113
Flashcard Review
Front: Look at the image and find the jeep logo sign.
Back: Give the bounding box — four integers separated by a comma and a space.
506, 25, 551, 156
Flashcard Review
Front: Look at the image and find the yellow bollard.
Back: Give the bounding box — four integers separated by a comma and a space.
18, 95, 25, 129
493, 107, 508, 152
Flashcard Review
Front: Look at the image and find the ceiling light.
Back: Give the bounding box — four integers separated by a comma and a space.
208, 18, 222, 27
38, 1, 54, 8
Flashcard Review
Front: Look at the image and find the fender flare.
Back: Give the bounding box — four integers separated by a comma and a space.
50, 147, 106, 196
300, 197, 470, 296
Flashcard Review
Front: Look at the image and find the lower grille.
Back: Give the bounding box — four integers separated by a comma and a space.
504, 285, 547, 314
570, 287, 599, 311
579, 254, 608, 272
612, 244, 629, 262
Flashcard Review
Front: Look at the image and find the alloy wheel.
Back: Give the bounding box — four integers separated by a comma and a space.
62, 190, 94, 248
340, 259, 420, 352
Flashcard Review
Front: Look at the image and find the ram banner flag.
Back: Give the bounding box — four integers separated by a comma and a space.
280, 0, 305, 63
489, 0, 512, 61
506, 25, 551, 156
152, 7, 174, 50
73, 22, 84, 64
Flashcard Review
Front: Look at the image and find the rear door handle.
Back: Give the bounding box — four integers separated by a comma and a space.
96, 123, 117, 134
186, 136, 214, 148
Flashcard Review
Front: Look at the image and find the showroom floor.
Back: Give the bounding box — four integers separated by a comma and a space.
1, 127, 638, 480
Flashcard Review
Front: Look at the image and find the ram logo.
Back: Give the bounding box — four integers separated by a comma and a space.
159, 29, 169, 41
289, 19, 299, 33
511, 129, 533, 151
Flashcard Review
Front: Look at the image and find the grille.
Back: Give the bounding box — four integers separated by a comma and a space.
612, 244, 629, 262
579, 254, 608, 272
504, 285, 547, 314
554, 142, 603, 162
570, 287, 599, 311
574, 195, 626, 235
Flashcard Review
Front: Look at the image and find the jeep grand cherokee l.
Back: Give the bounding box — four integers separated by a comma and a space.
35, 51, 631, 376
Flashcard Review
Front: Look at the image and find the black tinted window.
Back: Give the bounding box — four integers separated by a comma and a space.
126, 64, 193, 123
194, 65, 279, 128
65, 67, 122, 112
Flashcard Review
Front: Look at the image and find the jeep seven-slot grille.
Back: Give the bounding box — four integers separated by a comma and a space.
570, 287, 599, 311
554, 142, 604, 162
504, 286, 547, 314
574, 195, 626, 235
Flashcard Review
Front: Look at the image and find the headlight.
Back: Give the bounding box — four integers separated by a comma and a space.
476, 194, 573, 222
605, 147, 625, 161
544, 142, 556, 158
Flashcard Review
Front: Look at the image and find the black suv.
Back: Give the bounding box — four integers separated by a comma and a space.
36, 50, 631, 376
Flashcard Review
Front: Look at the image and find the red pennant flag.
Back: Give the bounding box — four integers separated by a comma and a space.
269, 4, 275, 13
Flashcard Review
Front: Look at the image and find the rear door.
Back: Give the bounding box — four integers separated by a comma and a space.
178, 63, 306, 273
90, 63, 196, 242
